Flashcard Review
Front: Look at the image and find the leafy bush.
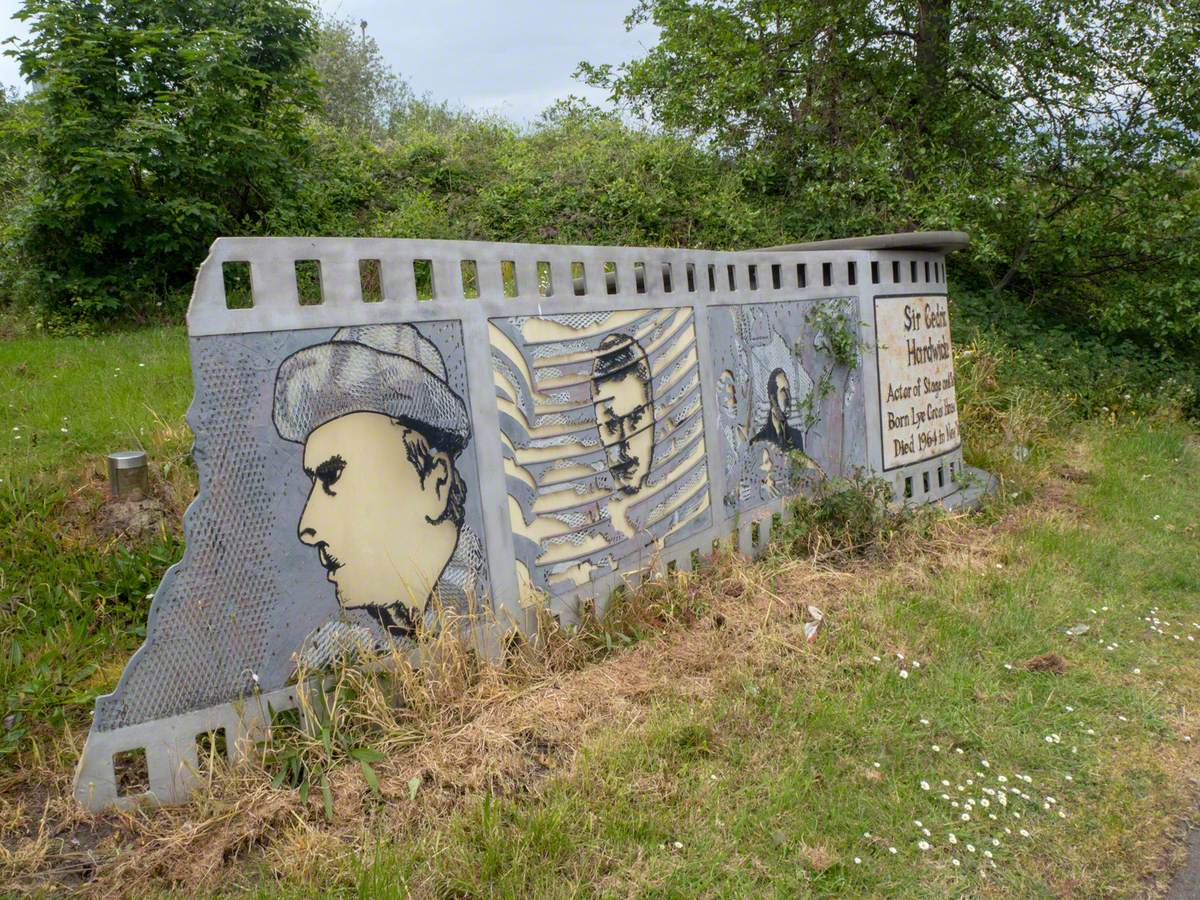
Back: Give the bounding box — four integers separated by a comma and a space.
951, 289, 1200, 421
776, 475, 910, 560
267, 102, 789, 251
583, 0, 1200, 358
4, 0, 318, 320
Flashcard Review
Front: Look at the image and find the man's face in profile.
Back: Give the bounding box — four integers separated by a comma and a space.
296, 411, 459, 615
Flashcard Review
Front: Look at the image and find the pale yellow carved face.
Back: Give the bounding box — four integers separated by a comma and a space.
298, 412, 458, 615
773, 371, 792, 418
593, 370, 654, 495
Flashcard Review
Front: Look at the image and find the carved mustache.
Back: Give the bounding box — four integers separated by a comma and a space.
607, 442, 639, 479
316, 541, 343, 573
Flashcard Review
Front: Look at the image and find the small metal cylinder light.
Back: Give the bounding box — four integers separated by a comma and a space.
106, 450, 149, 499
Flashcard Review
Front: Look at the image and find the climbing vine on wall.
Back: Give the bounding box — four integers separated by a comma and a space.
791, 302, 864, 433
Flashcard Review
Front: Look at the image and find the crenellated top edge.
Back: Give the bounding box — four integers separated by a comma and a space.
188, 236, 955, 337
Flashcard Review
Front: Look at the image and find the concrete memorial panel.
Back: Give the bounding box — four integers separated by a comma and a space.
874, 294, 960, 471
74, 233, 980, 810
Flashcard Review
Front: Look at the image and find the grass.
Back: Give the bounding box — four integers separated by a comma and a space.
0, 326, 191, 478
274, 422, 1194, 898
0, 327, 192, 764
0, 324, 1197, 896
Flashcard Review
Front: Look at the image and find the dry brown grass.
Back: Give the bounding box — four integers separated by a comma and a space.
0, 493, 1008, 897
1021, 652, 1068, 675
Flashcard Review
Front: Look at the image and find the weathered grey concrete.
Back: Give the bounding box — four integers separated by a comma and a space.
1166, 822, 1200, 899
758, 230, 971, 253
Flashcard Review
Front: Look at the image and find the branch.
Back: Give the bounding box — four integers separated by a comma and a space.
875, 29, 918, 41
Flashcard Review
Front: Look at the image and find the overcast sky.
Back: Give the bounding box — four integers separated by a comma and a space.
0, 0, 657, 123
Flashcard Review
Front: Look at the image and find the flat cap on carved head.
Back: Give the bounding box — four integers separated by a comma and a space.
272, 324, 470, 446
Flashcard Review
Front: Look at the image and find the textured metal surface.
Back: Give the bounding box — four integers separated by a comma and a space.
75, 235, 970, 810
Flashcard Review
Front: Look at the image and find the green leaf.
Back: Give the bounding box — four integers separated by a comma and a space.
407, 775, 421, 801
68, 661, 100, 686
321, 773, 333, 822
360, 760, 380, 798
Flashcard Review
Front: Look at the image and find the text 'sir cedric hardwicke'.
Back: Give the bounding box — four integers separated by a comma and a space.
874, 294, 960, 470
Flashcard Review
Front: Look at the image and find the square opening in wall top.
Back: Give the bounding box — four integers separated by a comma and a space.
537, 261, 553, 297
294, 259, 323, 306
633, 261, 647, 294
222, 260, 253, 310
686, 262, 697, 292
727, 264, 737, 291
822, 261, 832, 286
847, 261, 857, 285
603, 261, 618, 294
910, 260, 919, 282
662, 262, 673, 293
892, 260, 902, 283
572, 261, 587, 296
358, 259, 383, 302
771, 263, 781, 289
501, 260, 518, 298
460, 260, 480, 299
413, 259, 434, 300
748, 264, 758, 291
924, 260, 931, 282
871, 260, 880, 284
797, 263, 807, 287
707, 264, 717, 291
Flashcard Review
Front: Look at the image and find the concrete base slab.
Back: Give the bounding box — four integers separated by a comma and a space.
939, 465, 998, 512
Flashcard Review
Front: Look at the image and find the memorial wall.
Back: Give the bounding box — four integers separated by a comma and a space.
74, 233, 974, 810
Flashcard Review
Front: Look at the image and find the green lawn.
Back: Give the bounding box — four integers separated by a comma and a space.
0, 327, 191, 761
0, 326, 191, 479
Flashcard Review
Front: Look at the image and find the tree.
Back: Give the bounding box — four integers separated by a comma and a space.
8, 0, 319, 318
312, 14, 410, 136
581, 1, 1200, 349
